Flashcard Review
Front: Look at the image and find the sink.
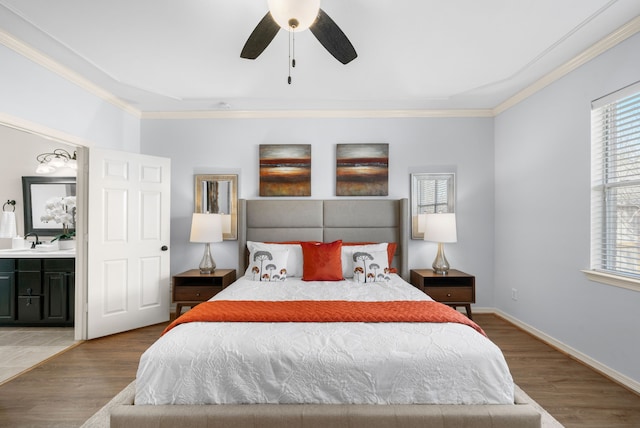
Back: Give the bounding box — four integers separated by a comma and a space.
0, 245, 56, 253
0, 246, 75, 257
34, 244, 58, 252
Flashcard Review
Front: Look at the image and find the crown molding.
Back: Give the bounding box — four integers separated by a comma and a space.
493, 15, 640, 116
2, 14, 639, 121
0, 29, 141, 118
141, 109, 494, 120
0, 111, 93, 147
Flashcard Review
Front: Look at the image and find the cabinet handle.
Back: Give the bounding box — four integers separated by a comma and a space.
196, 293, 200, 297
447, 293, 452, 297
27, 288, 33, 296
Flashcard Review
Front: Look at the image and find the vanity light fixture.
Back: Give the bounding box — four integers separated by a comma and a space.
35, 149, 77, 174
422, 213, 457, 275
190, 213, 223, 274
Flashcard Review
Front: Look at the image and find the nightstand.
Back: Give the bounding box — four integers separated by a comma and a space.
172, 269, 236, 317
410, 269, 476, 319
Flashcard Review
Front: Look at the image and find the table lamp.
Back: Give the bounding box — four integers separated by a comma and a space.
422, 213, 457, 275
190, 213, 223, 274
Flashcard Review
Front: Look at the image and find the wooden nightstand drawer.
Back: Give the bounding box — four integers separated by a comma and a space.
174, 285, 222, 301
425, 286, 473, 303
410, 269, 476, 319
172, 269, 236, 319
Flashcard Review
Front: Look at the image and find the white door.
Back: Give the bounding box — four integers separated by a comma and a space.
87, 148, 171, 339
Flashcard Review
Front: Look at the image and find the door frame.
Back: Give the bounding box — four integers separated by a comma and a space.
0, 113, 91, 340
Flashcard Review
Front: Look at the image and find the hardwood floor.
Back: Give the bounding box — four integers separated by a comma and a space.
481, 314, 640, 427
0, 322, 167, 427
0, 314, 638, 427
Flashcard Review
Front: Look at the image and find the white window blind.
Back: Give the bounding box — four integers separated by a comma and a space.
591, 81, 640, 279
417, 176, 450, 214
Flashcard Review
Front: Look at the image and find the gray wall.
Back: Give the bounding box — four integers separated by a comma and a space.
141, 117, 496, 306
494, 33, 640, 384
0, 43, 140, 152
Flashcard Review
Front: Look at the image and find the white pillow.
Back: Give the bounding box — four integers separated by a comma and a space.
244, 246, 289, 282
352, 250, 391, 283
245, 241, 303, 277
341, 243, 388, 278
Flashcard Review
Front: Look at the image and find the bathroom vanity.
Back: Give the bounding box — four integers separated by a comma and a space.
0, 249, 75, 326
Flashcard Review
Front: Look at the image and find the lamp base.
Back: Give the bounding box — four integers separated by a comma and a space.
432, 242, 450, 275
199, 243, 216, 274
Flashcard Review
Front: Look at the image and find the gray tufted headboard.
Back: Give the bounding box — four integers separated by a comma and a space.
238, 199, 409, 280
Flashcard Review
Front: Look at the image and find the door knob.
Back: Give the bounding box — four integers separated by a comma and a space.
161, 246, 168, 251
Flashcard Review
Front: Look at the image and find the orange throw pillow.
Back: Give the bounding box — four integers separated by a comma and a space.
301, 240, 344, 281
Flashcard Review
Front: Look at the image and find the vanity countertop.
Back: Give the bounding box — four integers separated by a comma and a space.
0, 248, 76, 258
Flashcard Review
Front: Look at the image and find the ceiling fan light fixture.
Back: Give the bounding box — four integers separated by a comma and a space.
267, 0, 320, 32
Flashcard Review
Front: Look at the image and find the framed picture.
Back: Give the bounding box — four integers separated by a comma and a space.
336, 143, 388, 196
410, 172, 455, 239
22, 176, 76, 236
260, 144, 311, 196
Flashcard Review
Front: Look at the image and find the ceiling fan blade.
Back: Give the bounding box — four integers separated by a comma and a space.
241, 12, 280, 60
309, 9, 357, 65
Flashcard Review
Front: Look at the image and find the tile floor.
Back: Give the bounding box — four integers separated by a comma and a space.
0, 327, 77, 385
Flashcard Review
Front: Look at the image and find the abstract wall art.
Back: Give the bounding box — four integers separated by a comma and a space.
336, 143, 389, 196
259, 144, 311, 196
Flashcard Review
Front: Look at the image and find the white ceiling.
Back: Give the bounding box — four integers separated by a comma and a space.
1, 0, 639, 113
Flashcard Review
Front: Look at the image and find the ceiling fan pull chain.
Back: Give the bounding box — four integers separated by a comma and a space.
292, 31, 296, 68
288, 28, 292, 84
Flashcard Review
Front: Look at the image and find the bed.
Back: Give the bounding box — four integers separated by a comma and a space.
111, 199, 541, 427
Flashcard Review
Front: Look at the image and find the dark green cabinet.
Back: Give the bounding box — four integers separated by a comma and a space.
0, 259, 15, 321
0, 258, 74, 326
17, 259, 43, 322
43, 259, 75, 323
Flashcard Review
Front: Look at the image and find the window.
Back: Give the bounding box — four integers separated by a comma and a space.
591, 82, 640, 280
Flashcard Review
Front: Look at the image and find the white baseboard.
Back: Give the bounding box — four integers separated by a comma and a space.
487, 308, 640, 396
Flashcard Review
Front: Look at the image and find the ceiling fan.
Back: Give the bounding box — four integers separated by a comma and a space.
240, 0, 357, 67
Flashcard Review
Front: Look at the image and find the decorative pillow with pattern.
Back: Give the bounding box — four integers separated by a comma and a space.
245, 241, 308, 277
352, 250, 391, 283
245, 248, 289, 282
341, 243, 388, 278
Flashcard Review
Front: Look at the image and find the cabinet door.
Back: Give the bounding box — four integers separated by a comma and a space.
44, 272, 70, 322
0, 272, 15, 321
17, 295, 42, 322
68, 272, 75, 323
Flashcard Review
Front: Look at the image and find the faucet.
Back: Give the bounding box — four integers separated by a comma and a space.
24, 232, 41, 249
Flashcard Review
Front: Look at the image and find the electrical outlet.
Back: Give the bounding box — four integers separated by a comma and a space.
511, 288, 518, 301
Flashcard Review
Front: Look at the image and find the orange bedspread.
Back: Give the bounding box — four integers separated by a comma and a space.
164, 300, 486, 337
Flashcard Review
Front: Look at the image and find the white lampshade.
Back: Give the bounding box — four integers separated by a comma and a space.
35, 162, 55, 174
48, 155, 67, 168
190, 213, 223, 243
67, 158, 78, 170
268, 0, 320, 32
423, 213, 457, 243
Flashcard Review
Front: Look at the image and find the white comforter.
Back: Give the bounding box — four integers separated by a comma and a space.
135, 275, 514, 405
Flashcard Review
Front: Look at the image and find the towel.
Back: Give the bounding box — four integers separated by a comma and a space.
0, 211, 17, 238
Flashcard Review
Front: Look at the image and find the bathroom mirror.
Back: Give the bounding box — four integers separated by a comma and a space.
411, 173, 455, 239
22, 176, 76, 236
195, 174, 238, 240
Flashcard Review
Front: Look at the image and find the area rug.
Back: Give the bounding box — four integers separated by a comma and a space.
80, 381, 564, 428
